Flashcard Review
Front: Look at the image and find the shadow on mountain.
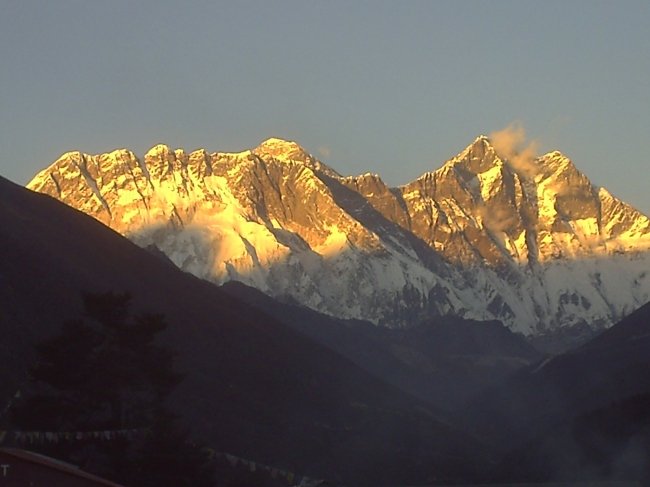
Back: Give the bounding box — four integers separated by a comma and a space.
0, 176, 493, 485
222, 280, 540, 413
460, 302, 650, 483
318, 173, 451, 276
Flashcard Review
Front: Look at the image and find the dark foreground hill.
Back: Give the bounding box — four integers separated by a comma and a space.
461, 301, 650, 483
0, 176, 490, 485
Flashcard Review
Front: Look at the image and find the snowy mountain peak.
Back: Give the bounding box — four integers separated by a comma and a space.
444, 138, 588, 190
253, 137, 312, 162
59, 150, 85, 161
457, 134, 492, 153
470, 134, 493, 153
251, 137, 340, 178
437, 135, 504, 174
537, 150, 574, 174
145, 143, 174, 157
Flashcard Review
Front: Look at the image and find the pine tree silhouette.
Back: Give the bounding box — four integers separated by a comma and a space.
11, 291, 214, 486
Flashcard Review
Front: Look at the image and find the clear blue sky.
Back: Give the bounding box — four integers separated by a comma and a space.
1, 0, 649, 214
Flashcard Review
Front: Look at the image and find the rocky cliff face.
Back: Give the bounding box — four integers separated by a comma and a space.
27, 136, 650, 335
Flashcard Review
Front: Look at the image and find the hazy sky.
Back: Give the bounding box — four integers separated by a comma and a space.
1, 1, 649, 214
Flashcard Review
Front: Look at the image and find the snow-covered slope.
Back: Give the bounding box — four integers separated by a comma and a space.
27, 136, 650, 335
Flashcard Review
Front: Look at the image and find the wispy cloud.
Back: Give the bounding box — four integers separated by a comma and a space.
489, 122, 540, 178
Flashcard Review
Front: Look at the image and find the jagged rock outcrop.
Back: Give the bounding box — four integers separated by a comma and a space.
27, 136, 650, 335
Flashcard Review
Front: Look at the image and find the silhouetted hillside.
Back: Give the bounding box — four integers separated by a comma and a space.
0, 176, 490, 485
462, 302, 650, 483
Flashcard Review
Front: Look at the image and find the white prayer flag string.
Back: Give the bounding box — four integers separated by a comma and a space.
0, 428, 143, 445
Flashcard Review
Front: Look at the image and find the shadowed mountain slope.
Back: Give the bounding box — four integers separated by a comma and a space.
222, 280, 541, 411
461, 301, 650, 483
0, 176, 490, 485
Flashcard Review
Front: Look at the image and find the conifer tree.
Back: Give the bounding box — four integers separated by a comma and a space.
11, 291, 214, 486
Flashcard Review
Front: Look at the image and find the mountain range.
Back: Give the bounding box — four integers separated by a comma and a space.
27, 136, 650, 340
3, 161, 650, 483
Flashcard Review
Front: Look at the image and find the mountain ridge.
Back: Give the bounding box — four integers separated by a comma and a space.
27, 136, 650, 337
